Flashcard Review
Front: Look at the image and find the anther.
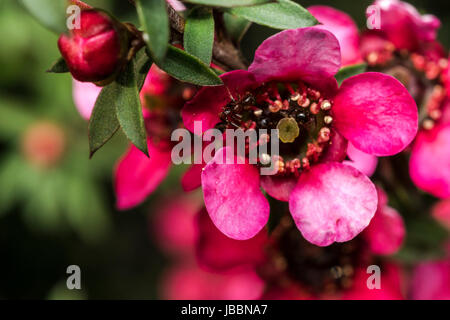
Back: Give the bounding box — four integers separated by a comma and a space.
324, 115, 333, 124
310, 102, 320, 115
318, 127, 331, 143
423, 119, 435, 130
260, 153, 271, 165
320, 100, 332, 111
291, 93, 301, 101
299, 97, 310, 108
269, 100, 283, 113
254, 109, 263, 117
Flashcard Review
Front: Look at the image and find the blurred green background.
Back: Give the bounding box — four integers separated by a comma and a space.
0, 0, 448, 299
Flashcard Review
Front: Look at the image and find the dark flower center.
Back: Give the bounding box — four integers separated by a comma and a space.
261, 216, 364, 296
216, 81, 334, 177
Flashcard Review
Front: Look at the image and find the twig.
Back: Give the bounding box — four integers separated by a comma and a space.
129, 0, 247, 71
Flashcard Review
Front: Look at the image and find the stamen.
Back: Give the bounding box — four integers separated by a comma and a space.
324, 116, 333, 124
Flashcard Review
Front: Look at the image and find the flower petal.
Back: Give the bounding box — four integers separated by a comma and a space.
249, 27, 341, 89
320, 129, 348, 163
201, 147, 270, 240
114, 139, 172, 210
308, 5, 362, 66
153, 193, 202, 256
344, 142, 378, 176
374, 0, 440, 51
410, 124, 450, 198
364, 205, 405, 255
432, 199, 450, 230
182, 70, 257, 133
161, 264, 264, 300
333, 72, 418, 156
196, 208, 267, 271
289, 162, 377, 246
260, 175, 297, 202
181, 164, 204, 192
343, 264, 404, 300
411, 259, 450, 300
72, 79, 102, 120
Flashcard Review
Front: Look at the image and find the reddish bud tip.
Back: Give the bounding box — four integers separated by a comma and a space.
58, 9, 129, 83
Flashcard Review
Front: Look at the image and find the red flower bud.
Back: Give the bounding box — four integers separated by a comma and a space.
58, 9, 130, 83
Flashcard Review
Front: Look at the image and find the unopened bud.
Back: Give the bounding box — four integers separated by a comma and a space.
58, 9, 130, 83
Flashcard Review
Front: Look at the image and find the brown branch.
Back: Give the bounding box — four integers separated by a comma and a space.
129, 1, 247, 71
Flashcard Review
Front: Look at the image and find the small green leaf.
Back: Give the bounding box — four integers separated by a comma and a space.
47, 57, 69, 73
226, 0, 318, 30
88, 85, 121, 158
224, 12, 252, 44
335, 63, 368, 85
115, 60, 148, 156
394, 214, 448, 264
182, 0, 270, 7
20, 0, 67, 34
184, 7, 215, 65
157, 45, 223, 86
135, 48, 153, 90
136, 0, 169, 63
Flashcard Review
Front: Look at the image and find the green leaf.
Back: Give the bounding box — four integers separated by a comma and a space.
182, 0, 270, 7
115, 60, 148, 156
135, 48, 153, 91
394, 214, 448, 264
20, 0, 67, 34
157, 45, 223, 86
47, 57, 69, 73
136, 0, 169, 63
226, 0, 318, 30
224, 12, 252, 44
88, 85, 121, 158
184, 7, 215, 65
335, 63, 367, 86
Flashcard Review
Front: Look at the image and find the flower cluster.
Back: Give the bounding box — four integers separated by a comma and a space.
62, 0, 450, 300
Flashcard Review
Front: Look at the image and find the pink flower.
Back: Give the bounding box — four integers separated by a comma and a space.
308, 5, 362, 66
153, 197, 265, 300
152, 192, 203, 257
431, 199, 450, 230
183, 27, 417, 246
410, 123, 450, 198
160, 263, 264, 300
411, 254, 450, 300
344, 142, 378, 177
370, 0, 440, 52
194, 207, 406, 300
58, 9, 130, 83
363, 187, 405, 255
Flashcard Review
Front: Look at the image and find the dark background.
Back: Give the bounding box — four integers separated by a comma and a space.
0, 0, 449, 299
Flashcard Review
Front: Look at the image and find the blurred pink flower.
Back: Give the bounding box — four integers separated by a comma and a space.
363, 187, 405, 255
432, 199, 450, 230
370, 0, 440, 52
308, 5, 362, 66
152, 193, 203, 257
194, 207, 406, 300
183, 27, 417, 246
161, 263, 264, 300
410, 123, 450, 198
411, 253, 450, 300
